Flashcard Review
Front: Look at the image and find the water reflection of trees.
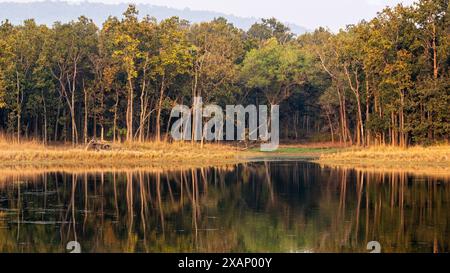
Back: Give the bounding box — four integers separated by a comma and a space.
0, 163, 448, 253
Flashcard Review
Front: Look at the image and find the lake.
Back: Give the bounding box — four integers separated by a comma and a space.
0, 161, 448, 253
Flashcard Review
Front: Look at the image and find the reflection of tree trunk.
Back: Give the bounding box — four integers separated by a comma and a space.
180, 171, 184, 205
397, 173, 405, 242
374, 189, 382, 236
16, 179, 21, 241
113, 173, 119, 219
191, 170, 198, 246
157, 173, 165, 234
139, 172, 147, 233
264, 161, 274, 204
338, 169, 347, 221
355, 171, 364, 241
71, 174, 77, 242
100, 173, 105, 228
166, 174, 175, 206
126, 172, 134, 235
146, 173, 153, 206
434, 237, 439, 254
365, 176, 370, 243
83, 173, 88, 232
200, 168, 208, 193
182, 171, 193, 202
43, 173, 48, 212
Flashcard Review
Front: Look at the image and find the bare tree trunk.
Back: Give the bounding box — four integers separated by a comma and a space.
340, 87, 352, 145
100, 125, 104, 142
113, 91, 119, 143
34, 115, 39, 140
325, 108, 334, 143
191, 68, 199, 144
93, 113, 97, 140
391, 111, 397, 146
317, 52, 348, 145
165, 113, 174, 143
146, 113, 151, 141
365, 78, 371, 146
356, 95, 364, 146
41, 90, 48, 145
126, 77, 134, 142
399, 90, 406, 147
138, 59, 149, 143
63, 108, 67, 143
336, 85, 346, 144
156, 76, 165, 142
344, 65, 364, 146
70, 92, 78, 145
69, 62, 79, 145
16, 71, 21, 143
100, 89, 105, 142
432, 23, 438, 80
54, 97, 61, 141
83, 83, 88, 144
429, 23, 438, 141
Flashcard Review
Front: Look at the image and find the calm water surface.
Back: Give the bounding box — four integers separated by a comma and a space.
0, 161, 449, 253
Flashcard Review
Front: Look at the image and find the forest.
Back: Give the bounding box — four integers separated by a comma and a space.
0, 0, 448, 147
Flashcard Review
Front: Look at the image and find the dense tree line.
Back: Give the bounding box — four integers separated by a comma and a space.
0, 0, 448, 146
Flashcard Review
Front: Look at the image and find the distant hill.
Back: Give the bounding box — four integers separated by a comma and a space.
0, 1, 308, 34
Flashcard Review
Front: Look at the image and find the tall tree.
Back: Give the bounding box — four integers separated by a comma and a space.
45, 17, 98, 144
153, 17, 193, 141
240, 38, 309, 105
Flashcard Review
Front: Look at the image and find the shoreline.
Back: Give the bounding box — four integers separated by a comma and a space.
0, 142, 448, 177
0, 141, 251, 171
315, 145, 450, 177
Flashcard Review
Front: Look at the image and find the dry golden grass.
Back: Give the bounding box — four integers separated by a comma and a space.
319, 144, 450, 162
2, 132, 449, 177
0, 136, 248, 170
318, 144, 450, 176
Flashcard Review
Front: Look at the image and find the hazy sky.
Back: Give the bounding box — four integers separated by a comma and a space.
1, 0, 417, 31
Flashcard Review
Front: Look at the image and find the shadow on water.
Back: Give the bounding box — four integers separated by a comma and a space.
0, 161, 449, 253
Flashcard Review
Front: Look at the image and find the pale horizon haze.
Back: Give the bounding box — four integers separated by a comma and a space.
0, 0, 416, 31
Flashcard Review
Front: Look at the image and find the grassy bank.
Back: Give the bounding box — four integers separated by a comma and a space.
1, 137, 449, 176
249, 142, 344, 160
0, 139, 249, 169
317, 144, 450, 176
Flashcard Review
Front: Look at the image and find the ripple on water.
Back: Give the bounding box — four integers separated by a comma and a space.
9, 220, 70, 225
23, 191, 57, 196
